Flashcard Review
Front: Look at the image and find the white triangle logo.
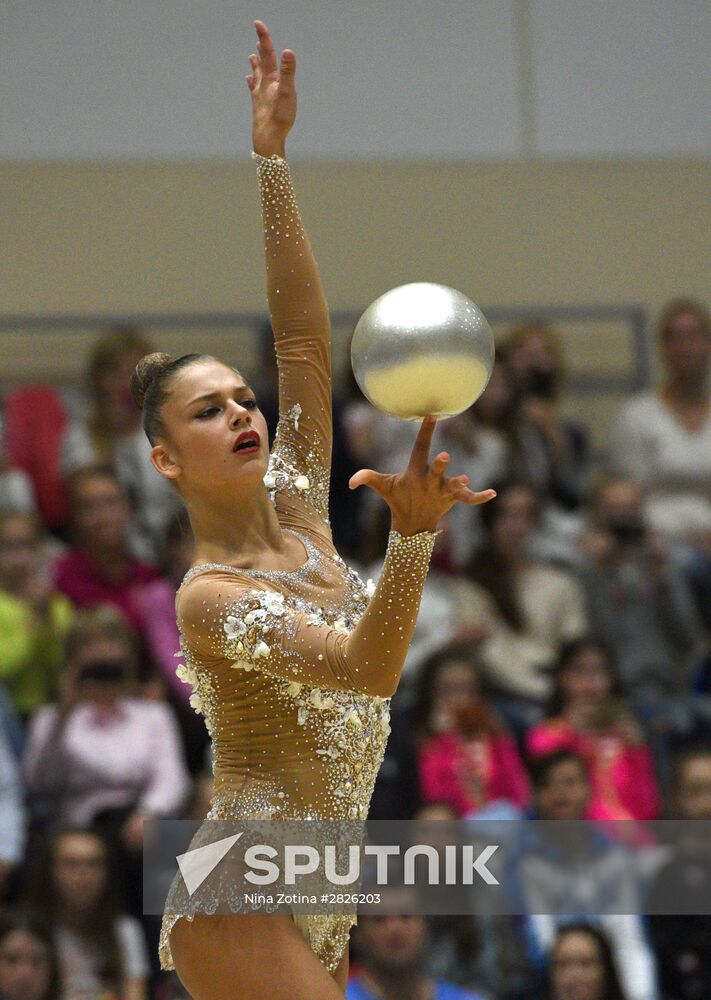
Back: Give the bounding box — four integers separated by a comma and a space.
176, 833, 243, 896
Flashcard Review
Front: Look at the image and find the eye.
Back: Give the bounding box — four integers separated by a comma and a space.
196, 407, 219, 419
241, 399, 258, 409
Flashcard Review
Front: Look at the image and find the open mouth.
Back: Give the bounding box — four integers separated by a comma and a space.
233, 433, 260, 454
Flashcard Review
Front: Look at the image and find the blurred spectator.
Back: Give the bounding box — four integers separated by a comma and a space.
453, 481, 587, 730
646, 744, 711, 1000
22, 606, 190, 916
527, 639, 659, 821
0, 910, 61, 1000
0, 513, 73, 718
28, 829, 149, 1000
512, 750, 658, 1000
411, 640, 529, 817
348, 910, 486, 1000
610, 299, 711, 545
577, 478, 701, 702
53, 466, 168, 676
505, 322, 590, 513
61, 327, 179, 559
546, 923, 626, 1000
0, 723, 25, 902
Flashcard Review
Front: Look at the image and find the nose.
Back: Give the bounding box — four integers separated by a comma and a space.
227, 400, 252, 427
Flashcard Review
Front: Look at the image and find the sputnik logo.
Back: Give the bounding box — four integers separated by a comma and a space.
177, 833, 243, 896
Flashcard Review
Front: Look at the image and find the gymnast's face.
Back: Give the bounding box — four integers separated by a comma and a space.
150, 358, 270, 495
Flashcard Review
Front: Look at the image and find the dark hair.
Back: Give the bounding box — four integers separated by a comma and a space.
545, 637, 621, 718
657, 297, 710, 343
65, 463, 126, 509
0, 908, 62, 1000
130, 352, 212, 444
547, 921, 626, 1000
464, 479, 540, 631
27, 828, 124, 994
410, 639, 500, 742
528, 749, 589, 791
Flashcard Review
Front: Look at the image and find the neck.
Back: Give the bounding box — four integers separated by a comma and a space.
664, 375, 708, 403
189, 485, 288, 569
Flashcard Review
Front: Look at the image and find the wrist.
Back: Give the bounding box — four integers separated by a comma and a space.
391, 521, 439, 536
252, 133, 286, 158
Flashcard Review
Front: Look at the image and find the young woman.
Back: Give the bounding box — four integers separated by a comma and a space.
141, 21, 495, 1000
31, 829, 149, 1000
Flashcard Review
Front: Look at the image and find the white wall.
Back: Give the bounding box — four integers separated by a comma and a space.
1, 0, 709, 160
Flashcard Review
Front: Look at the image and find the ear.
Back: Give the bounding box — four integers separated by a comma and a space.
150, 443, 182, 480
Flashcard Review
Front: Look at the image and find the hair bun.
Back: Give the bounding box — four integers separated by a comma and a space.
130, 352, 175, 409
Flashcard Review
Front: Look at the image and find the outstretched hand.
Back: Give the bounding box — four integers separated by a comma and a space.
247, 20, 296, 157
349, 415, 496, 536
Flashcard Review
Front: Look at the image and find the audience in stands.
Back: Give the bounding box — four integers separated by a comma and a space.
526, 638, 659, 820
0, 909, 61, 1000
411, 640, 529, 817
5, 294, 710, 999
26, 828, 149, 1000
0, 513, 73, 719
61, 327, 178, 560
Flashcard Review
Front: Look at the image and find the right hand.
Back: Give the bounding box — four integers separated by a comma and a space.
348, 415, 496, 535
247, 20, 297, 157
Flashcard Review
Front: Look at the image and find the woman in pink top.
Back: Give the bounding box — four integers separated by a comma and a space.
412, 640, 530, 816
526, 638, 659, 820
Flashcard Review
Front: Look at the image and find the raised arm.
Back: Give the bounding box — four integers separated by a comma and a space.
248, 21, 332, 500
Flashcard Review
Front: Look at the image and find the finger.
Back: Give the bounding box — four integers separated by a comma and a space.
255, 19, 278, 75
407, 415, 438, 473
429, 451, 451, 478
451, 487, 497, 506
246, 74, 255, 91
249, 53, 261, 85
279, 48, 296, 90
349, 469, 387, 493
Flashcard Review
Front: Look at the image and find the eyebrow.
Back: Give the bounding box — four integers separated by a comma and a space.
184, 386, 254, 411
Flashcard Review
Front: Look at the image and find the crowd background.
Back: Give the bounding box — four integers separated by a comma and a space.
0, 300, 710, 1000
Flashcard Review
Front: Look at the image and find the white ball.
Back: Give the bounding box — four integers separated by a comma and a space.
351, 282, 495, 420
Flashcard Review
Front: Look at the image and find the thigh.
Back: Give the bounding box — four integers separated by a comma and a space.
170, 913, 346, 1000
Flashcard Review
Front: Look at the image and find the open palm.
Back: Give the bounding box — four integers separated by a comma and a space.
247, 20, 297, 152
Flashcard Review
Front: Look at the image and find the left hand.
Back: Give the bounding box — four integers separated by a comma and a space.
121, 812, 148, 852
247, 20, 297, 157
